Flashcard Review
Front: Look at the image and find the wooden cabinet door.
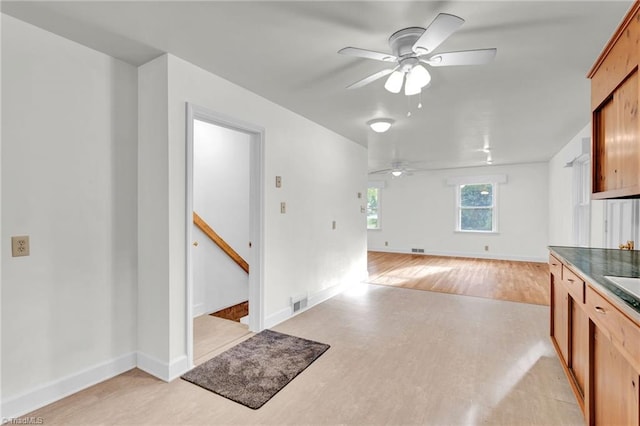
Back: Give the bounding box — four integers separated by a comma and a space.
593, 70, 640, 197
592, 325, 639, 426
570, 298, 588, 403
552, 278, 569, 363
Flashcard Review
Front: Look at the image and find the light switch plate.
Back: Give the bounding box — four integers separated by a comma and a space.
280, 202, 286, 214
276, 176, 282, 188
12, 235, 30, 257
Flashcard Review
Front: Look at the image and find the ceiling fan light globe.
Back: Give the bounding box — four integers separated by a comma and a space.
412, 64, 431, 88
384, 71, 404, 94
404, 81, 421, 96
404, 65, 431, 95
391, 170, 403, 177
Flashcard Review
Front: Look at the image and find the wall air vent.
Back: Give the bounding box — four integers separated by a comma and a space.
291, 294, 308, 314
411, 248, 425, 253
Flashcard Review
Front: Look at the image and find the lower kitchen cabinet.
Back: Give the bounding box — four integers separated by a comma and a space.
549, 251, 640, 425
570, 298, 589, 403
592, 325, 639, 425
551, 274, 569, 363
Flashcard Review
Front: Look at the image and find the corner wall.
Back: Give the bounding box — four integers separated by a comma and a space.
368, 162, 549, 262
137, 53, 368, 376
1, 15, 138, 416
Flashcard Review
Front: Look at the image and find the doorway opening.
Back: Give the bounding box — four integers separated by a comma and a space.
185, 103, 264, 368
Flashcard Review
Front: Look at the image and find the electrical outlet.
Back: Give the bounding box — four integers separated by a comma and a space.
484, 245, 489, 251
275, 176, 282, 188
12, 236, 30, 257
357, 192, 362, 199
280, 202, 286, 214
385, 241, 389, 246
332, 220, 336, 230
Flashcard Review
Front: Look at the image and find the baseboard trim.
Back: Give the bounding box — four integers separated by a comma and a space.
168, 355, 189, 381
136, 352, 189, 382
1, 352, 136, 419
367, 247, 546, 263
264, 306, 292, 329
308, 283, 346, 308
192, 302, 205, 318
264, 283, 347, 329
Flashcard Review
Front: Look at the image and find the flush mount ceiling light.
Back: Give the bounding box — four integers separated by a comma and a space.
367, 118, 395, 133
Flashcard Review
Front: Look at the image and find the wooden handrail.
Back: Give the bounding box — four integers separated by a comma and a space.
193, 212, 249, 274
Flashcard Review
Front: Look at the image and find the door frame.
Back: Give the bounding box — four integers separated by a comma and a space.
185, 103, 265, 368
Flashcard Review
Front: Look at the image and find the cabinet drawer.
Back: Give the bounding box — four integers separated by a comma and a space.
549, 254, 562, 279
587, 285, 640, 372
563, 266, 585, 304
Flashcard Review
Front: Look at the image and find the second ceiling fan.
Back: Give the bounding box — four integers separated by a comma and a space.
338, 13, 497, 95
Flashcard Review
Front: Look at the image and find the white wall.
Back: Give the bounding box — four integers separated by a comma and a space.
368, 162, 549, 262
192, 120, 250, 316
138, 53, 368, 376
1, 14, 138, 415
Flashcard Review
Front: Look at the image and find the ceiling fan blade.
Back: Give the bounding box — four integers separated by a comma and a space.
346, 68, 396, 89
425, 48, 497, 67
338, 47, 397, 62
412, 13, 465, 54
369, 168, 392, 175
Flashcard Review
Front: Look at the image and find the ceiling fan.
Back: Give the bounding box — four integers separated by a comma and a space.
338, 13, 497, 95
369, 161, 418, 178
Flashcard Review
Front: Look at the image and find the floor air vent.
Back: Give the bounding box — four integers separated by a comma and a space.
291, 295, 308, 313
411, 248, 425, 253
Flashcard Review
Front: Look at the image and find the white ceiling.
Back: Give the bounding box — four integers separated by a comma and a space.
2, 1, 633, 172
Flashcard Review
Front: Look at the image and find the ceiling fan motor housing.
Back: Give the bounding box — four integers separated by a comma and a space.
388, 27, 425, 57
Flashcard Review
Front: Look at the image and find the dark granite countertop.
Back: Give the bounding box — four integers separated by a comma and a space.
549, 246, 640, 319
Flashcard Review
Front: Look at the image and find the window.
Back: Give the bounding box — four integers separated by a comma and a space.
457, 183, 496, 232
367, 187, 380, 229
573, 156, 591, 247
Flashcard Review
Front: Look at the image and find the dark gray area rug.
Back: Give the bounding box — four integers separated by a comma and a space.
181, 329, 330, 409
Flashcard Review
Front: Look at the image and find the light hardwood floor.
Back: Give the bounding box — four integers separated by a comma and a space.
24, 284, 581, 425
367, 251, 550, 305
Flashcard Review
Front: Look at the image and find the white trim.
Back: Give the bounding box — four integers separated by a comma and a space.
446, 174, 507, 185
168, 356, 189, 381
264, 306, 293, 329
367, 180, 386, 189
185, 103, 265, 372
136, 352, 188, 382
136, 351, 168, 381
367, 247, 546, 263
455, 182, 498, 233
1, 352, 136, 419
366, 186, 381, 230
307, 283, 348, 307
192, 302, 205, 318
264, 283, 349, 329
185, 104, 195, 369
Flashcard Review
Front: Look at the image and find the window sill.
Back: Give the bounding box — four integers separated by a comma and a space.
367, 228, 382, 231
454, 230, 499, 235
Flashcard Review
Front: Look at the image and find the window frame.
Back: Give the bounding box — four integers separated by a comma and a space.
367, 187, 381, 230
455, 182, 498, 233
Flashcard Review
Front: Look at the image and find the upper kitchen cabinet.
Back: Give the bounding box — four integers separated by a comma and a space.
589, 2, 640, 199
